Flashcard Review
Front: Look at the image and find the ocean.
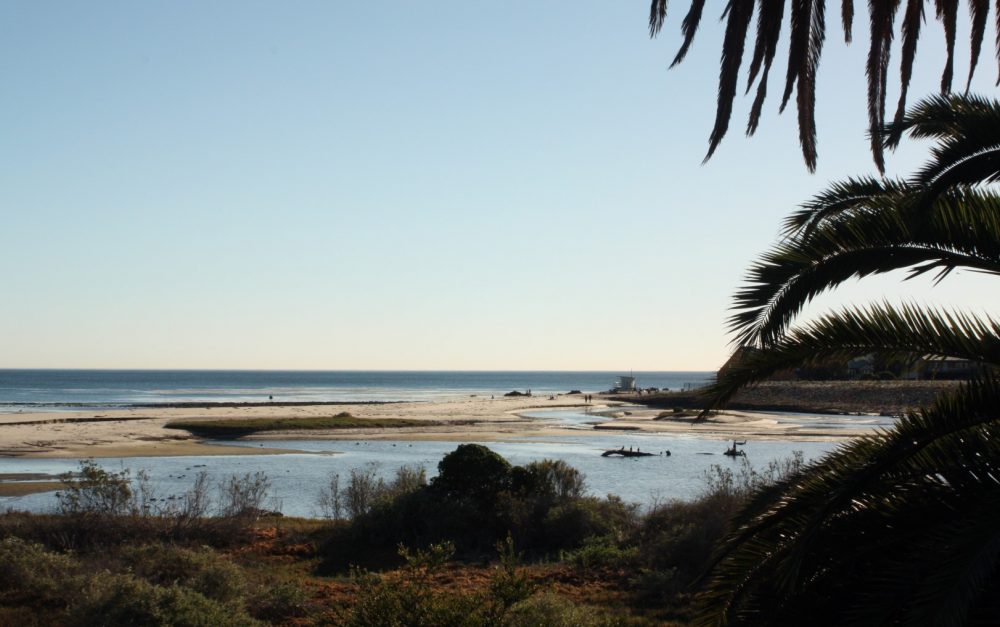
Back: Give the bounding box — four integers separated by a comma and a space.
0, 369, 713, 411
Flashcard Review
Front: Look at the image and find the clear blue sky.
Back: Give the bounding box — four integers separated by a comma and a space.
2, 2, 998, 370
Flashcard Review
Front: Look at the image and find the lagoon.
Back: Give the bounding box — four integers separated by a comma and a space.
0, 430, 836, 518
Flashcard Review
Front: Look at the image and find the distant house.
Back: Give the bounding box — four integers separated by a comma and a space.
720, 349, 987, 382
847, 354, 875, 379
920, 356, 986, 380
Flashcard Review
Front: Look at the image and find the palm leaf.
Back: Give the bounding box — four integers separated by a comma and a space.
842, 0, 854, 41
780, 0, 809, 112
709, 303, 1000, 410
672, 0, 708, 67
936, 0, 958, 93
887, 0, 924, 146
866, 0, 902, 173
732, 187, 1000, 346
697, 377, 1000, 625
704, 0, 756, 163
782, 176, 907, 236
795, 0, 825, 171
995, 0, 1000, 85
967, 0, 990, 90
649, 0, 669, 37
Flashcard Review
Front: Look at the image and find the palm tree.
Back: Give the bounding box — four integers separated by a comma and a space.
694, 93, 1000, 625
649, 1, 999, 172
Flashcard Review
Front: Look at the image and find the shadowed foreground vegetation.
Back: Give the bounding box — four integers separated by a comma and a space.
0, 446, 803, 625
165, 412, 438, 437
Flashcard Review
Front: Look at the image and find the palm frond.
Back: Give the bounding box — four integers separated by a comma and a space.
841, 0, 854, 41
704, 0, 756, 163
967, 0, 990, 90
732, 188, 1000, 346
672, 0, 708, 67
652, 2, 1000, 170
745, 0, 784, 93
649, 0, 669, 37
888, 0, 924, 146
697, 377, 1000, 625
745, 0, 786, 136
782, 176, 906, 237
866, 0, 902, 173
709, 303, 1000, 410
995, 0, 1000, 85
936, 0, 959, 93
795, 0, 825, 171
780, 0, 809, 112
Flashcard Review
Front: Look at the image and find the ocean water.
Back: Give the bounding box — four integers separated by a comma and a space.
0, 369, 713, 411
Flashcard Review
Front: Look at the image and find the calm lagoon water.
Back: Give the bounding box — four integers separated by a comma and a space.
0, 426, 839, 517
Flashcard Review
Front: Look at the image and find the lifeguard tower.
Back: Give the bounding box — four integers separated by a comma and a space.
613, 375, 636, 392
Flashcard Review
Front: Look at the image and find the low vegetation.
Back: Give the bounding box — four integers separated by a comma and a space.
165, 412, 438, 437
0, 446, 805, 625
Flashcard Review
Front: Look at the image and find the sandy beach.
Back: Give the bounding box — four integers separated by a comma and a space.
0, 392, 892, 461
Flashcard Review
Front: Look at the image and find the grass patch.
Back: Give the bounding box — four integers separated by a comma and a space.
164, 412, 439, 437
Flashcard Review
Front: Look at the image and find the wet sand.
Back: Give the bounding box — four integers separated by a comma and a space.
0, 391, 899, 462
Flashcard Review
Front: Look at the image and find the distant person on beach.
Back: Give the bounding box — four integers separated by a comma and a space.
268, 395, 273, 401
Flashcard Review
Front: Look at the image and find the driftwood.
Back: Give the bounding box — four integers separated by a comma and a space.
724, 440, 747, 457
602, 448, 655, 458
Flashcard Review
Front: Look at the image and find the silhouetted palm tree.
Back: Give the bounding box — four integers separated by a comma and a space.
649, 1, 999, 172
695, 93, 1000, 625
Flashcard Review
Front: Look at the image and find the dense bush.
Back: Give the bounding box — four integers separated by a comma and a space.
432, 444, 512, 502
56, 461, 135, 517
503, 593, 608, 627
0, 537, 263, 626
322, 444, 636, 567
121, 544, 247, 603
71, 573, 258, 627
0, 537, 78, 607
347, 539, 539, 627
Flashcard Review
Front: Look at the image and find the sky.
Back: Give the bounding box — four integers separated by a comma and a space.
2, 2, 999, 371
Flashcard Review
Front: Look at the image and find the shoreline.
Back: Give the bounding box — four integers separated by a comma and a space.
0, 383, 933, 461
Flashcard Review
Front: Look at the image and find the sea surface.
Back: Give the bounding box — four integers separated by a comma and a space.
0, 369, 713, 411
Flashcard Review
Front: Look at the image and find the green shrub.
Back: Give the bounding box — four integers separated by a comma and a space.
432, 444, 512, 502
72, 573, 257, 627
57, 460, 135, 517
567, 535, 639, 571
629, 567, 682, 606
542, 497, 633, 551
481, 536, 536, 625
247, 581, 309, 622
122, 544, 246, 603
511, 460, 585, 501
218, 472, 271, 520
347, 542, 481, 627
0, 537, 78, 605
503, 592, 606, 627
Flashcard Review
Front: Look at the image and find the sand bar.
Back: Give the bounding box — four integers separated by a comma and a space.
0, 391, 904, 461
